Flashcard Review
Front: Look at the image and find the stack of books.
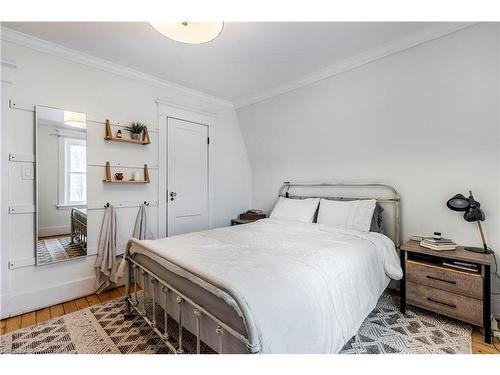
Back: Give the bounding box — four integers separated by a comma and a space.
419, 237, 457, 251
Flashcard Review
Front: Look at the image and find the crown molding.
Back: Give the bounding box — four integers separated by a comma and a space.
1, 27, 234, 109
235, 22, 476, 109
156, 99, 218, 118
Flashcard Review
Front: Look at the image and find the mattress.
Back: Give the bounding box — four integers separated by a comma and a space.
128, 218, 403, 353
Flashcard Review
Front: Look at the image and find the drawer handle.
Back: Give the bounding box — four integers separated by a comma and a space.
426, 275, 456, 285
427, 297, 457, 309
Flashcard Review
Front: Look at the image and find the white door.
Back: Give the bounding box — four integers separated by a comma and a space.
167, 118, 209, 236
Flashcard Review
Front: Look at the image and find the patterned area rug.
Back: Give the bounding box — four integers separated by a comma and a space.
0, 292, 471, 354
341, 293, 471, 354
37, 237, 86, 265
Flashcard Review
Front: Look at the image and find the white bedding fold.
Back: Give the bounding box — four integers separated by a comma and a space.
128, 218, 402, 353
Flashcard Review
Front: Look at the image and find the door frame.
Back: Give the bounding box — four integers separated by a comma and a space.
157, 100, 216, 238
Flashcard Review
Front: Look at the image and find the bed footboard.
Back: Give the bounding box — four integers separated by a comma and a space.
70, 208, 87, 247
124, 254, 257, 354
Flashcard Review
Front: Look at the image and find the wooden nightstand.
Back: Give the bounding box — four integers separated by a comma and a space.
399, 240, 493, 343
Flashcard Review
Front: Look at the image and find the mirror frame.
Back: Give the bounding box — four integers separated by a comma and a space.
35, 105, 88, 266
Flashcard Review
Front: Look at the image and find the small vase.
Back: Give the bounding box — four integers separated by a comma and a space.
131, 133, 140, 140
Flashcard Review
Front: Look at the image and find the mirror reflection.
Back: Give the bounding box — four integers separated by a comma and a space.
36, 106, 87, 265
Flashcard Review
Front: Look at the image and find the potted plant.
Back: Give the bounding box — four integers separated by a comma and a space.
126, 122, 147, 140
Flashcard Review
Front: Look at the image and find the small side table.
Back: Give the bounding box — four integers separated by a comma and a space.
399, 240, 493, 343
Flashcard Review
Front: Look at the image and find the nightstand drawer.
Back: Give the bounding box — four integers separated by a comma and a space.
407, 282, 483, 326
407, 260, 482, 299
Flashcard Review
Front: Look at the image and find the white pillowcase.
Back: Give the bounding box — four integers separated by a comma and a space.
269, 197, 320, 223
317, 199, 376, 232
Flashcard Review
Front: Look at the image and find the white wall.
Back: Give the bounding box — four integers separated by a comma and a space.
237, 24, 500, 314
1, 37, 251, 317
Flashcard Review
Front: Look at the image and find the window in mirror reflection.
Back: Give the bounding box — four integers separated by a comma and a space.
36, 106, 88, 266
62, 138, 86, 205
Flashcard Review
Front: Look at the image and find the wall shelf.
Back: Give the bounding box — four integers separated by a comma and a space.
104, 119, 151, 145
103, 161, 150, 183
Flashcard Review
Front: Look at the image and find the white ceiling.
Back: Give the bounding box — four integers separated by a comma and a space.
4, 22, 454, 104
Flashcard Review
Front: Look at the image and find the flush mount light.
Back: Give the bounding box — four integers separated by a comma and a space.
149, 22, 223, 44
63, 111, 86, 128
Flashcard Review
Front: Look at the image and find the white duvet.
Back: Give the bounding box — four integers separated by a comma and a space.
128, 218, 402, 353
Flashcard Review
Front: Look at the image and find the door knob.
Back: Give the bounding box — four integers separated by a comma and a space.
169, 191, 176, 201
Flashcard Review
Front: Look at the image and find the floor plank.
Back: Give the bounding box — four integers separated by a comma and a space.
97, 290, 113, 303
49, 304, 65, 318
62, 300, 78, 315
75, 297, 90, 310
4, 316, 22, 334
473, 341, 498, 354
109, 288, 123, 299
86, 294, 101, 306
35, 308, 51, 324
20, 311, 36, 328
471, 329, 500, 354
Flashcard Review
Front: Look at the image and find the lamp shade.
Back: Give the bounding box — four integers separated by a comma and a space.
446, 192, 485, 222
446, 194, 469, 211
446, 191, 490, 253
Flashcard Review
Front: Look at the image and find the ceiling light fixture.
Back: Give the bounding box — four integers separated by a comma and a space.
63, 111, 86, 128
149, 22, 224, 44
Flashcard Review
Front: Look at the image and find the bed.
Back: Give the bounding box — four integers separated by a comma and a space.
124, 182, 403, 354
70, 207, 87, 248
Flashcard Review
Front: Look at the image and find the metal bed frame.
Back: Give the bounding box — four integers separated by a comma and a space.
70, 208, 87, 247
124, 182, 401, 354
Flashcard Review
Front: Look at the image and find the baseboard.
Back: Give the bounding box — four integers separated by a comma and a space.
2, 275, 96, 318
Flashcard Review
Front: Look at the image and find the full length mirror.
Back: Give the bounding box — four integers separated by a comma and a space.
36, 106, 87, 265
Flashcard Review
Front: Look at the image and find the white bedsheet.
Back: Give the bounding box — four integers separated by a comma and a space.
128, 218, 402, 353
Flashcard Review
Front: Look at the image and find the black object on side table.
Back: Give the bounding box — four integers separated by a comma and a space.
231, 211, 266, 226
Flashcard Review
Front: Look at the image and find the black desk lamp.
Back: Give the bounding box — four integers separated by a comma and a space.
446, 190, 492, 254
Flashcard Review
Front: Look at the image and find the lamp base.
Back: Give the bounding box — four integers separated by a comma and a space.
464, 246, 492, 254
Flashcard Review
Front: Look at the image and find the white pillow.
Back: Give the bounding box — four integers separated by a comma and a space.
317, 199, 376, 232
269, 197, 320, 223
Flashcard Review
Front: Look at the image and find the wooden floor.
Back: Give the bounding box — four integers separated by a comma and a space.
0, 287, 499, 354
0, 286, 126, 336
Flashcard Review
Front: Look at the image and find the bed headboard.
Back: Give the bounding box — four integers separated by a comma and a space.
278, 182, 401, 248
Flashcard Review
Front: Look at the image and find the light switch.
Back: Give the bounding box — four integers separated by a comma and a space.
22, 164, 34, 180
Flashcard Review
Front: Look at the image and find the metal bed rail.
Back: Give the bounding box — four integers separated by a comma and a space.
124, 254, 253, 354
70, 208, 87, 247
